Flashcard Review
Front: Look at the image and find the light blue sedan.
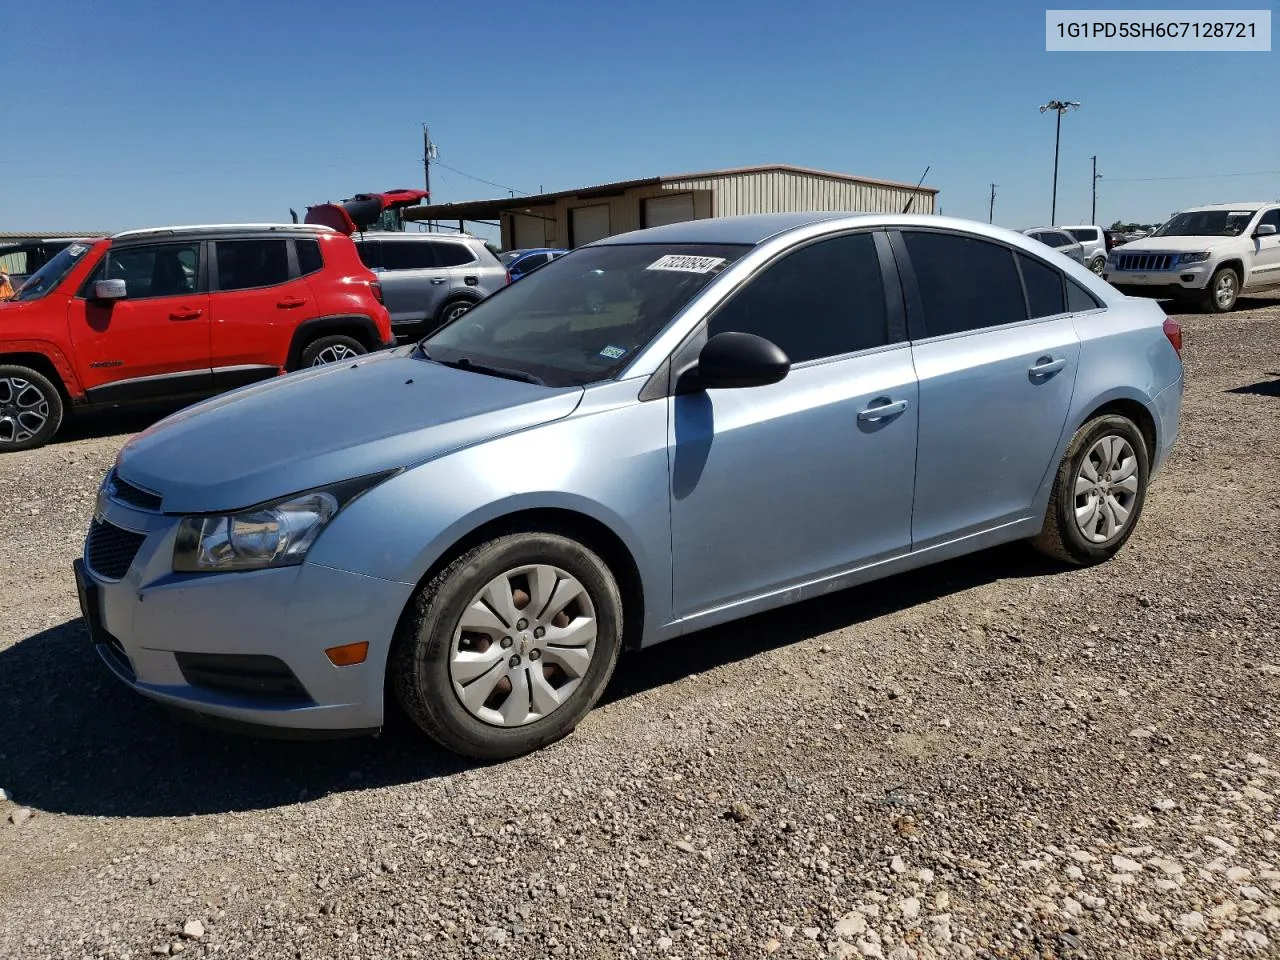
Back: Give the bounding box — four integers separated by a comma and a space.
76, 213, 1185, 759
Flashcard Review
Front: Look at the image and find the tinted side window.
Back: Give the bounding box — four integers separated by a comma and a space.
516, 253, 549, 272
354, 239, 382, 269
216, 239, 290, 291
103, 243, 201, 299
1017, 252, 1066, 319
296, 238, 324, 276
903, 232, 1026, 337
1067, 228, 1099, 243
707, 232, 888, 363
1067, 277, 1103, 312
382, 241, 436, 271
432, 242, 479, 267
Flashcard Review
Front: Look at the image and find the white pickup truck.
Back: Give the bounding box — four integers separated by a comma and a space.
1101, 201, 1280, 312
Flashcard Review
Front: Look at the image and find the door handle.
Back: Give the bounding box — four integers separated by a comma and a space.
1029, 356, 1067, 377
857, 398, 908, 421
429, 277, 447, 285
169, 309, 203, 321
276, 297, 307, 309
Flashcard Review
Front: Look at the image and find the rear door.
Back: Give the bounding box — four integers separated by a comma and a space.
430, 238, 493, 300
67, 240, 212, 399
207, 236, 309, 384
892, 229, 1082, 548
1249, 207, 1280, 288
378, 237, 444, 327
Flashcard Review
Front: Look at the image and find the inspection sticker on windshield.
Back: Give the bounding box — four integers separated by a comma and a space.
645, 254, 726, 274
67, 243, 89, 257
598, 345, 628, 360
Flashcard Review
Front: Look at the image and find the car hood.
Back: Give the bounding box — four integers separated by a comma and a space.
115, 351, 584, 514
1114, 235, 1235, 253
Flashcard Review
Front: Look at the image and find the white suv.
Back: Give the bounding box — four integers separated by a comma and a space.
1060, 225, 1108, 274
1101, 202, 1280, 312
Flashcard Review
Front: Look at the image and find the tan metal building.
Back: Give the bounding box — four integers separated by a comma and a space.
401, 164, 938, 250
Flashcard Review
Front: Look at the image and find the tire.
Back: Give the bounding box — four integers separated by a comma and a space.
391, 532, 623, 760
437, 299, 476, 328
1201, 266, 1240, 313
0, 364, 64, 452
1031, 414, 1150, 566
1089, 256, 1106, 275
300, 334, 366, 367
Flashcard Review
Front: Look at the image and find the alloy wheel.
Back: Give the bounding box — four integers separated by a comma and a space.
311, 344, 359, 366
444, 303, 471, 324
449, 564, 597, 727
1215, 272, 1237, 309
0, 376, 50, 446
1074, 434, 1140, 544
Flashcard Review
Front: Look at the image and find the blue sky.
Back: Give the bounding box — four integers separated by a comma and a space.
3, 0, 1277, 238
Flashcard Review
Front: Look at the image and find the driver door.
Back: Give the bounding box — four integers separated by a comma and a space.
67, 241, 212, 399
668, 231, 919, 619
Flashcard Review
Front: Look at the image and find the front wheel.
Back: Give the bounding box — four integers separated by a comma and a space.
391, 532, 623, 760
0, 365, 64, 452
1202, 266, 1240, 313
1030, 414, 1150, 566
301, 334, 367, 367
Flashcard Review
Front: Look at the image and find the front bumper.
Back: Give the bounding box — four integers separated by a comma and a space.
76, 496, 415, 734
1103, 258, 1213, 294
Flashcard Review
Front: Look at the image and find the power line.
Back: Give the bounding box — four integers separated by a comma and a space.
431, 161, 529, 196
1104, 169, 1280, 183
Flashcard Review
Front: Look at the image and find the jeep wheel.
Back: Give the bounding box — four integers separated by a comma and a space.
302, 335, 367, 367
0, 365, 64, 452
1202, 266, 1240, 313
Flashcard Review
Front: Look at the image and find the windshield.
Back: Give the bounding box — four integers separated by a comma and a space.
499, 251, 520, 265
420, 242, 751, 387
10, 241, 94, 301
1153, 210, 1257, 238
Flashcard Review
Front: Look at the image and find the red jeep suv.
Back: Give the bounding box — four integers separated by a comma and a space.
0, 224, 394, 452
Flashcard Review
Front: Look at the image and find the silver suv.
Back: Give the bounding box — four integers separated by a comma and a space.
1022, 227, 1086, 265
1060, 225, 1109, 274
351, 233, 508, 335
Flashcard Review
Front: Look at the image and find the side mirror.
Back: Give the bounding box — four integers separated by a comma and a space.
92, 279, 127, 301
685, 331, 790, 391
1255, 223, 1277, 237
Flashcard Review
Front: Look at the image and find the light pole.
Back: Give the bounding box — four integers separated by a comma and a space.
1039, 99, 1080, 225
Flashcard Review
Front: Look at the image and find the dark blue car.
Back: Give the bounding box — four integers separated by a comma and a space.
500, 247, 568, 281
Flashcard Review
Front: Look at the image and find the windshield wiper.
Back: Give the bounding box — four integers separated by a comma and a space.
430, 355, 546, 386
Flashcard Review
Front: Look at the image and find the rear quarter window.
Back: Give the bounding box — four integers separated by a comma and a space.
296, 238, 324, 276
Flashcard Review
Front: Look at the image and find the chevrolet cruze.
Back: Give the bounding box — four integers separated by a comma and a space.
75, 213, 1184, 759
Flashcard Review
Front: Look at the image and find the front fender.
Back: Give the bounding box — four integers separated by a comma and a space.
0, 338, 84, 398
305, 380, 674, 638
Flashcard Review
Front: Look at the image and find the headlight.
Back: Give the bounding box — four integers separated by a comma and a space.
1178, 252, 1211, 264
173, 472, 396, 573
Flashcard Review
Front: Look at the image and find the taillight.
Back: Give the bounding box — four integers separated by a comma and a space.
1163, 317, 1182, 357
505, 269, 512, 284
368, 280, 384, 304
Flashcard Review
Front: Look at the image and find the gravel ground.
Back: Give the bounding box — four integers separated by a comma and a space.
1, 299, 1278, 960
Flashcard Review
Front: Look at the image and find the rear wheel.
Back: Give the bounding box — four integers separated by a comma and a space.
0, 365, 64, 452
1030, 413, 1149, 566
1202, 266, 1240, 313
391, 532, 623, 760
438, 299, 476, 327
1089, 255, 1106, 275
301, 335, 366, 367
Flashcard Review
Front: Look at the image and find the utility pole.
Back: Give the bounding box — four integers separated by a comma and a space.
1039, 100, 1081, 225
989, 183, 997, 223
422, 124, 437, 232
1091, 155, 1102, 224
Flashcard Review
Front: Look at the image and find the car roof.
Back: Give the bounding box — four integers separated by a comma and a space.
1180, 202, 1272, 212
354, 232, 477, 243
111, 223, 339, 241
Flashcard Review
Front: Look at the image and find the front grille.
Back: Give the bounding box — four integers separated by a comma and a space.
174, 653, 312, 703
85, 520, 147, 581
1115, 252, 1176, 272
108, 471, 163, 512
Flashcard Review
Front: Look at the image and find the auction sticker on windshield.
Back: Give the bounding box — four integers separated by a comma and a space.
646, 254, 727, 274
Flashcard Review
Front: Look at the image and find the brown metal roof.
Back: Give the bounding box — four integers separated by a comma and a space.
402, 164, 937, 222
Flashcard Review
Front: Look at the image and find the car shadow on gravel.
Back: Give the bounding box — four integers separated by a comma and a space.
1227, 372, 1280, 398
0, 544, 1059, 820
55, 401, 193, 444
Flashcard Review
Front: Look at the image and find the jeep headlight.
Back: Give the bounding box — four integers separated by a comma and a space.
173, 472, 396, 573
1178, 252, 1211, 265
